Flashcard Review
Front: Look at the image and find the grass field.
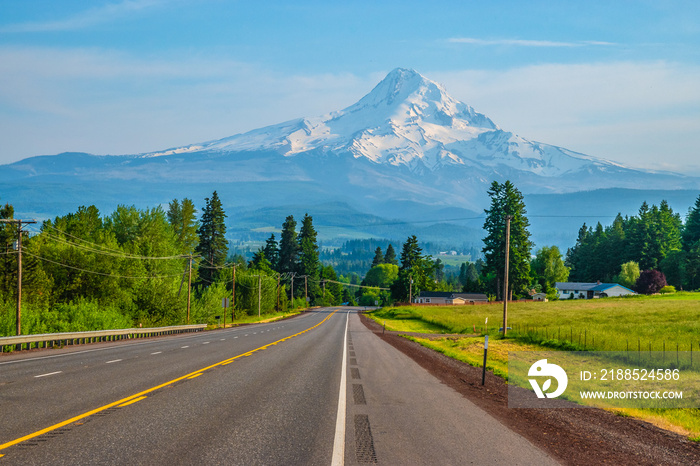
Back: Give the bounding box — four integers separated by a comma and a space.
369, 293, 700, 439
375, 293, 700, 353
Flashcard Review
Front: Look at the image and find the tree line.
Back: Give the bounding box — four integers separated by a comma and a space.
4, 181, 699, 336
359, 181, 700, 302
565, 197, 700, 292
0, 191, 350, 336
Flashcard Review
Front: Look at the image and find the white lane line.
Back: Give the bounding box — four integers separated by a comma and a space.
202, 342, 210, 344
35, 371, 62, 378
331, 312, 349, 466
181, 346, 189, 349
105, 359, 122, 364
151, 351, 162, 355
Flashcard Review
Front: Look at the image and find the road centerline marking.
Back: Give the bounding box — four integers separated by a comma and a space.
0, 310, 339, 454
105, 359, 122, 364
35, 371, 62, 378
118, 396, 147, 407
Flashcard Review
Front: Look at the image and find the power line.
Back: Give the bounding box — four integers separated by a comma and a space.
23, 251, 185, 280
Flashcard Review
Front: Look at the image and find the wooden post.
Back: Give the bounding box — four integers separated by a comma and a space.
258, 274, 262, 318
0, 219, 36, 335
187, 254, 192, 323
16, 221, 22, 336
232, 265, 236, 322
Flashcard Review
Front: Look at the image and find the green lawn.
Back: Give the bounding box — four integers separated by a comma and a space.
376, 293, 700, 353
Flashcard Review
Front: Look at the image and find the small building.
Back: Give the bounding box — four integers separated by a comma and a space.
555, 282, 636, 300
415, 291, 488, 304
531, 292, 548, 302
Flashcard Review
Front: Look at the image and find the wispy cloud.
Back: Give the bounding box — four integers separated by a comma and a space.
0, 0, 164, 33
432, 61, 700, 172
448, 37, 616, 47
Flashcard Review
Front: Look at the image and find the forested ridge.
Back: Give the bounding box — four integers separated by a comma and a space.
3, 184, 700, 336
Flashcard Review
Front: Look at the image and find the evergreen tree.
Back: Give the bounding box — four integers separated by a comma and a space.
262, 234, 279, 272
0, 202, 16, 298
433, 258, 445, 283
458, 263, 468, 286
278, 215, 300, 277
371, 247, 384, 268
249, 249, 274, 275
195, 191, 228, 285
383, 244, 398, 265
462, 261, 484, 293
390, 235, 435, 302
481, 181, 533, 300
298, 214, 321, 303
682, 195, 700, 250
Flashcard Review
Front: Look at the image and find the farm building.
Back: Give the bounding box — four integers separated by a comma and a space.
415, 291, 489, 304
555, 282, 636, 300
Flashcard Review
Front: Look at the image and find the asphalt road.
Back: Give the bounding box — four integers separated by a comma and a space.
0, 308, 558, 465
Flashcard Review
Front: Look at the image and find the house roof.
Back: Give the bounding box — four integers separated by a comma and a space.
555, 282, 635, 293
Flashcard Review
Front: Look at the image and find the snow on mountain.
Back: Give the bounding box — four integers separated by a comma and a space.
143, 68, 622, 177
3, 67, 699, 240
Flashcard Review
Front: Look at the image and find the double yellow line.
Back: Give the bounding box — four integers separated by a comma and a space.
0, 309, 339, 454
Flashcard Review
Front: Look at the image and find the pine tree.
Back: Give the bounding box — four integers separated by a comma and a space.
683, 195, 700, 250
263, 234, 279, 272
482, 180, 533, 300
278, 215, 299, 276
298, 214, 321, 303
384, 244, 398, 265
195, 191, 228, 285
390, 235, 434, 302
371, 247, 384, 267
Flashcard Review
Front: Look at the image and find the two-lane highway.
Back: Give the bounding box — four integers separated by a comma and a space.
0, 308, 558, 465
1, 309, 346, 464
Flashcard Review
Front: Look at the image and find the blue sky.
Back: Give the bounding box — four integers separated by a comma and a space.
1, 0, 699, 173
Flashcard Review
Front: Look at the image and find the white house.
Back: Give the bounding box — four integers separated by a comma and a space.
555, 282, 636, 300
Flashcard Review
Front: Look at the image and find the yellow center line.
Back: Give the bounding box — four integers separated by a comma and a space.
118, 396, 147, 408
0, 309, 339, 453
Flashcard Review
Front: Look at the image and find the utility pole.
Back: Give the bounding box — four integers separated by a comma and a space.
232, 264, 236, 322
276, 274, 280, 312
1, 219, 36, 335
258, 274, 262, 318
409, 277, 413, 305
503, 215, 513, 336
291, 273, 295, 310
304, 275, 308, 306
187, 254, 192, 323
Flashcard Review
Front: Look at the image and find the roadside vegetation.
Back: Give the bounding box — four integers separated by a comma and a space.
0, 192, 342, 336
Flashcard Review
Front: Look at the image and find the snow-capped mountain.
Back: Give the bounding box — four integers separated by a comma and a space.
145, 68, 623, 178
2, 68, 699, 248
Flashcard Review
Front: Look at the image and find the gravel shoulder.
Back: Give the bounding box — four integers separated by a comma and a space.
359, 313, 700, 465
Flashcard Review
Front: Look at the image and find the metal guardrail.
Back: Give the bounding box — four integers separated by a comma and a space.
0, 324, 208, 353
